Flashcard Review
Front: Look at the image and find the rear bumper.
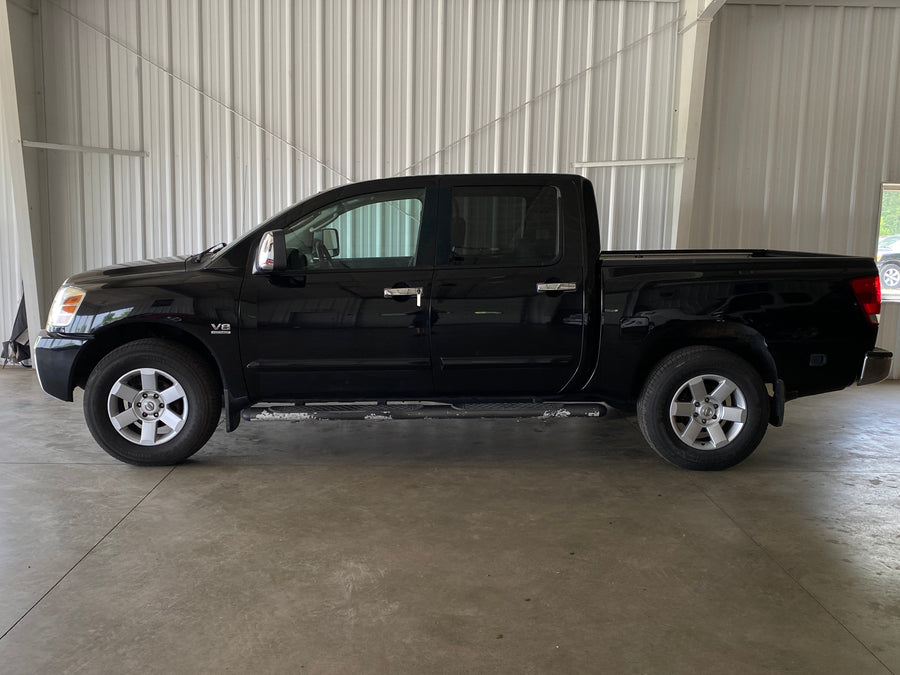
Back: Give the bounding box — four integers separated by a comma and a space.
33, 332, 90, 401
858, 348, 893, 386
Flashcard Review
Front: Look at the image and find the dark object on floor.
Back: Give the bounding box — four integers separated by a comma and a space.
2, 295, 31, 368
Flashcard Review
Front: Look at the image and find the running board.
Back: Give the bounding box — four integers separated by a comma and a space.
242, 402, 608, 422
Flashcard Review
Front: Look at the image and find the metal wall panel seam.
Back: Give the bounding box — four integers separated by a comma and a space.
198, 0, 207, 252
376, 0, 384, 178
135, 0, 146, 260
405, 0, 414, 177
315, 0, 324, 191
846, 6, 874, 255
818, 6, 844, 252
492, 0, 505, 172
523, 0, 535, 171
346, 2, 354, 183
464, 0, 474, 172
166, 0, 176, 255
637, 2, 657, 247
551, 0, 566, 173
581, 0, 596, 171
104, 0, 116, 261
255, 0, 264, 223
228, 0, 240, 242
433, 0, 444, 173
762, 6, 784, 249
286, 0, 294, 203
790, 6, 814, 250
72, 8, 87, 273
606, 1, 626, 250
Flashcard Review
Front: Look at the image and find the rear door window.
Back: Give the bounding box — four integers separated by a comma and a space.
444, 185, 561, 267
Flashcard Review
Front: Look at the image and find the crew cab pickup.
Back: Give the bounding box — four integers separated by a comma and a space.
34, 174, 893, 470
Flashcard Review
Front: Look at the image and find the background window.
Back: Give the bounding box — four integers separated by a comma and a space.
448, 185, 560, 266
877, 183, 900, 300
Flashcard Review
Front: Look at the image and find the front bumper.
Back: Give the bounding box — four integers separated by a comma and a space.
858, 348, 893, 386
33, 332, 91, 401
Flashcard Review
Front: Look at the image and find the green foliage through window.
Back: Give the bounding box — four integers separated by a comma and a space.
881, 187, 900, 237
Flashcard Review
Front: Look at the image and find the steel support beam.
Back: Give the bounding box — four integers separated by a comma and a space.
672, 0, 727, 248
0, 0, 41, 347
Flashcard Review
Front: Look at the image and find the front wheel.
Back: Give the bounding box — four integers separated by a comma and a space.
637, 347, 769, 470
84, 339, 221, 465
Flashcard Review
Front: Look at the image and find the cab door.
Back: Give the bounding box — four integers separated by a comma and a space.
429, 177, 586, 396
239, 183, 437, 400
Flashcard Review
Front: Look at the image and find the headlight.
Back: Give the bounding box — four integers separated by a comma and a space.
47, 285, 86, 329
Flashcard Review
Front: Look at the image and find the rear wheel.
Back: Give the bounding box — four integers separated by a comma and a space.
637, 347, 769, 470
84, 339, 221, 465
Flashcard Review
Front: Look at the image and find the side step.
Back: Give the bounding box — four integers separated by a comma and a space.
242, 402, 608, 422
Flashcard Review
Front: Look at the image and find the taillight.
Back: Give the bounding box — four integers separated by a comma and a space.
850, 276, 881, 325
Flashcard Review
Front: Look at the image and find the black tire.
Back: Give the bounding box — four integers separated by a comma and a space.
880, 263, 900, 289
84, 339, 221, 465
637, 346, 769, 470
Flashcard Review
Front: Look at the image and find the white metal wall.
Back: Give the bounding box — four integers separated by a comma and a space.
693, 2, 900, 377
693, 3, 900, 254
6, 0, 680, 330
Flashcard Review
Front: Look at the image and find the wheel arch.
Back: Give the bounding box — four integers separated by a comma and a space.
72, 323, 225, 395
633, 321, 779, 400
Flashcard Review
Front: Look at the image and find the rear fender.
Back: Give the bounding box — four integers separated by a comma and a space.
636, 321, 782, 424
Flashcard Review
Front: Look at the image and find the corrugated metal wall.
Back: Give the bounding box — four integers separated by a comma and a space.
693, 2, 900, 377
11, 0, 679, 320
693, 3, 900, 255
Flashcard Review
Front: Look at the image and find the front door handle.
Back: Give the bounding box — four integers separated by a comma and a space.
384, 287, 424, 307
536, 282, 577, 293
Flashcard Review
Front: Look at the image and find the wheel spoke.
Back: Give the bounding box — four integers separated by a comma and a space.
680, 419, 704, 444
670, 401, 695, 417
709, 379, 736, 402
112, 408, 138, 430
140, 368, 158, 392
707, 421, 728, 447
158, 384, 186, 406
140, 419, 158, 445
159, 409, 184, 431
720, 405, 746, 423
110, 381, 139, 403
687, 377, 707, 404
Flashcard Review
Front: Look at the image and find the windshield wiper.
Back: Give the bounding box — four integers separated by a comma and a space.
192, 242, 226, 263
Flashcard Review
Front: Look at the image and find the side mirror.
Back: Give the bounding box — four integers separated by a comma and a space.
319, 227, 340, 257
253, 229, 287, 274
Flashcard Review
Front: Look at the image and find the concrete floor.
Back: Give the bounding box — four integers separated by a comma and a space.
0, 366, 898, 674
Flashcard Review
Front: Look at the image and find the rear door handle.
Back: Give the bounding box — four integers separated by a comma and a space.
536, 282, 577, 293
384, 287, 424, 307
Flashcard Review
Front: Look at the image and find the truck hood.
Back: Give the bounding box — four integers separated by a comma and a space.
67, 256, 190, 285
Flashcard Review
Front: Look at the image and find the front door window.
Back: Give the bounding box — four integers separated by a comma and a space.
283, 189, 426, 271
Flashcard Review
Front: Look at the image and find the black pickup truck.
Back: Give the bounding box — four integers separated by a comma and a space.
34, 174, 892, 470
